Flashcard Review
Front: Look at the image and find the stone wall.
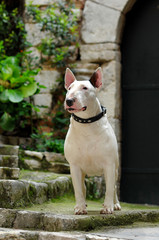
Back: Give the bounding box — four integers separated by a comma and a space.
24, 0, 85, 116
80, 0, 137, 162
24, 0, 137, 163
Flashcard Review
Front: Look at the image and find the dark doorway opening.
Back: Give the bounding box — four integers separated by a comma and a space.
121, 0, 159, 205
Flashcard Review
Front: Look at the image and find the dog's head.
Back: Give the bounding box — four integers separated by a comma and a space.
64, 67, 102, 113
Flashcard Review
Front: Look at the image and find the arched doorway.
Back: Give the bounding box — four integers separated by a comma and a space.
121, 0, 159, 204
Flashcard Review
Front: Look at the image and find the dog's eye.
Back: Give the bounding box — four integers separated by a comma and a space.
83, 87, 88, 90
68, 86, 71, 90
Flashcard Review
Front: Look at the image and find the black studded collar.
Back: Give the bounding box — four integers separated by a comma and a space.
71, 106, 106, 124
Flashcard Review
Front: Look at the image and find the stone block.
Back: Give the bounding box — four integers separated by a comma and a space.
85, 176, 105, 199
24, 150, 43, 160
0, 145, 19, 156
44, 152, 66, 163
43, 214, 76, 232
35, 70, 61, 93
24, 159, 42, 170
0, 155, 18, 168
0, 209, 16, 228
47, 177, 72, 199
25, 23, 50, 46
81, 0, 123, 43
80, 43, 120, 62
14, 210, 43, 230
0, 167, 20, 180
72, 62, 99, 81
101, 61, 121, 87
97, 61, 121, 119
25, 0, 56, 6
22, 180, 48, 204
39, 232, 85, 240
6, 136, 19, 145
92, 0, 129, 12
33, 93, 52, 116
108, 118, 121, 142
48, 163, 70, 174
44, 152, 70, 173
26, 47, 41, 66
0, 180, 27, 208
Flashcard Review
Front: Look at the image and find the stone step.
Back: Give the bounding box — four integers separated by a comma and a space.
0, 176, 72, 208
0, 167, 20, 180
0, 144, 19, 156
0, 227, 124, 240
0, 208, 159, 233
0, 155, 18, 168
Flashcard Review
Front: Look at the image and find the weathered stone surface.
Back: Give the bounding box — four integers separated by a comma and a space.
1, 208, 159, 232
0, 228, 86, 240
0, 209, 16, 228
24, 150, 43, 160
24, 159, 42, 170
0, 175, 72, 208
33, 93, 52, 115
48, 162, 70, 173
0, 180, 26, 208
85, 176, 105, 199
109, 118, 121, 142
0, 167, 20, 180
22, 180, 48, 204
80, 43, 120, 62
39, 231, 85, 240
44, 152, 66, 163
43, 214, 77, 232
81, 0, 123, 43
0, 155, 18, 168
25, 23, 50, 46
25, 0, 56, 6
92, 0, 131, 12
101, 61, 121, 87
47, 176, 72, 199
72, 62, 99, 81
0, 145, 19, 156
26, 47, 41, 66
14, 210, 44, 230
4, 136, 19, 145
97, 61, 121, 119
35, 70, 61, 93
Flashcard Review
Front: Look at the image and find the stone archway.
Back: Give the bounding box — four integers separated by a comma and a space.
80, 0, 136, 158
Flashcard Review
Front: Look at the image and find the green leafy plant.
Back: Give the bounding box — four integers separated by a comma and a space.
0, 1, 29, 56
0, 52, 41, 132
27, 0, 79, 67
30, 131, 64, 153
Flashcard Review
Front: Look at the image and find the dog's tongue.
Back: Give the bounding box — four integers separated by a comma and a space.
82, 106, 87, 111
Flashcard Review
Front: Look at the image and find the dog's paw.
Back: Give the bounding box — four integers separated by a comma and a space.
100, 205, 114, 214
74, 205, 87, 215
114, 203, 121, 211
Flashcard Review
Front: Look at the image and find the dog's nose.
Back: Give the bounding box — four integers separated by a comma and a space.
66, 98, 74, 107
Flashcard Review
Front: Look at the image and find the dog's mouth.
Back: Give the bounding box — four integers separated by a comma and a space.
66, 106, 87, 113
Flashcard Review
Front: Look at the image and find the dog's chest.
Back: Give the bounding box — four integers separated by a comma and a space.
64, 119, 114, 175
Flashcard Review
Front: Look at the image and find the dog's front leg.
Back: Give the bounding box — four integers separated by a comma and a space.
101, 164, 116, 214
70, 164, 87, 215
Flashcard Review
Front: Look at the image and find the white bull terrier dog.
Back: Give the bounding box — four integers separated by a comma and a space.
64, 67, 121, 214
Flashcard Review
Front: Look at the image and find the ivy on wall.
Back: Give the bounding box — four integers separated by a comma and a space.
26, 0, 79, 68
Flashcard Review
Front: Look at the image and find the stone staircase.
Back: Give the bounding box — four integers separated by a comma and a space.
0, 144, 159, 240
0, 145, 20, 180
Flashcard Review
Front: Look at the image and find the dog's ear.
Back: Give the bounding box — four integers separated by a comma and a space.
89, 67, 102, 89
65, 68, 76, 90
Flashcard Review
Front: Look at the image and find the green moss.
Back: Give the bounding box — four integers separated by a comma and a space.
17, 193, 159, 215
19, 169, 69, 182
121, 202, 159, 210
